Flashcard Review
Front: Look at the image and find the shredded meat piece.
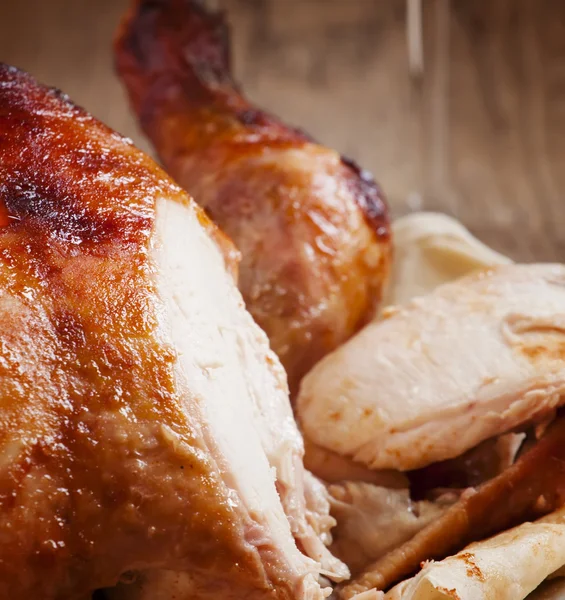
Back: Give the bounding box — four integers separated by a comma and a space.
339, 415, 565, 598
329, 483, 457, 574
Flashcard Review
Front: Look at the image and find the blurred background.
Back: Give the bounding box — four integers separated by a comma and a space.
1, 0, 564, 261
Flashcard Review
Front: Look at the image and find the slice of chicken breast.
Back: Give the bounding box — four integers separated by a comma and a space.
298, 264, 565, 471
300, 213, 512, 486
154, 197, 347, 586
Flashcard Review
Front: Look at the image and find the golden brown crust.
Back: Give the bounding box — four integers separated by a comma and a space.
0, 64, 281, 599
0, 63, 238, 269
114, 0, 391, 394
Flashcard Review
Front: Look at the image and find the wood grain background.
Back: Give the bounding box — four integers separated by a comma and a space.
1, 0, 564, 262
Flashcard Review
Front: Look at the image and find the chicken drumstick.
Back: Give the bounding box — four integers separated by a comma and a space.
115, 0, 390, 394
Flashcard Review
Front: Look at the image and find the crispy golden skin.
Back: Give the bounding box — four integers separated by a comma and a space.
114, 0, 390, 394
0, 64, 309, 600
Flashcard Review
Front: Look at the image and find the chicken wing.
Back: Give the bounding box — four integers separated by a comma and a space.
0, 64, 346, 599
114, 0, 390, 395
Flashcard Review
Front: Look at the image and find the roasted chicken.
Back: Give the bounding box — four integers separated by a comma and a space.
114, 0, 391, 395
0, 63, 347, 599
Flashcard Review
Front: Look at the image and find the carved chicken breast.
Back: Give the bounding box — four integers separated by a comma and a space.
114, 0, 390, 395
0, 64, 347, 599
298, 264, 565, 471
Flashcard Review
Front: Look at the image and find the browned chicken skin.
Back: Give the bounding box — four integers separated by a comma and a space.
114, 0, 390, 394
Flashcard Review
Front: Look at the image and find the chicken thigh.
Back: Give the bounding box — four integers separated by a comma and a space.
0, 64, 346, 599
114, 0, 390, 395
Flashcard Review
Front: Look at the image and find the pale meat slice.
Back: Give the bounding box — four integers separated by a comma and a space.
305, 213, 511, 488
152, 198, 348, 585
384, 505, 565, 600
0, 64, 346, 599
298, 264, 565, 471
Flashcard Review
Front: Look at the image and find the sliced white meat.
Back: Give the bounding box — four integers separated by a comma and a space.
298, 264, 565, 471
154, 197, 321, 584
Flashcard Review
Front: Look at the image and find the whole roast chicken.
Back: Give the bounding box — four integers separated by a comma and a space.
0, 63, 347, 599
114, 0, 390, 394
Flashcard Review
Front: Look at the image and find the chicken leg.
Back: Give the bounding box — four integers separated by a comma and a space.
114, 0, 390, 395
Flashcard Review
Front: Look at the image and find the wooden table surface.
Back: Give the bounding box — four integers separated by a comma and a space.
1, 0, 564, 262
